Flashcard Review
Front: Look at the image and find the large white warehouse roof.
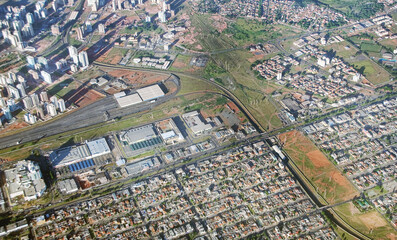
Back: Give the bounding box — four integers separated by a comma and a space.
116, 93, 143, 108
137, 84, 165, 101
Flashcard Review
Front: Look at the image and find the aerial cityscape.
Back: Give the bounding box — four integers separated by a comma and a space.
0, 0, 395, 239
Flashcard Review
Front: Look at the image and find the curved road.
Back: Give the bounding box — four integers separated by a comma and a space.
41, 0, 85, 56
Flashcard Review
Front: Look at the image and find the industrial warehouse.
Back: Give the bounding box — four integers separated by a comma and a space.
119, 124, 163, 157
115, 84, 165, 108
48, 138, 112, 175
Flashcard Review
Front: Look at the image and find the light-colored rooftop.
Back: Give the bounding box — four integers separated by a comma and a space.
116, 93, 142, 108
120, 124, 157, 144
136, 84, 165, 101
182, 111, 212, 134
50, 138, 111, 168
125, 157, 161, 175
50, 145, 91, 168
86, 138, 111, 157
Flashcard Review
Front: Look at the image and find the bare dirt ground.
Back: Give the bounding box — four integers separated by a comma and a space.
35, 39, 53, 53
107, 69, 167, 87
96, 48, 112, 63
307, 150, 330, 168
247, 52, 265, 63
67, 88, 105, 107
387, 233, 397, 240
0, 121, 29, 135
359, 211, 388, 229
142, 2, 162, 14
179, 27, 199, 46
109, 55, 122, 64
362, 78, 375, 87
172, 58, 189, 68
279, 130, 358, 203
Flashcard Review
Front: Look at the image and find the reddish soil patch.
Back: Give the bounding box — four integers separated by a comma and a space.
35, 39, 53, 53
125, 16, 140, 23
172, 58, 189, 68
105, 87, 119, 95
306, 150, 330, 168
387, 233, 397, 240
263, 86, 275, 94
279, 130, 358, 203
362, 78, 374, 87
226, 101, 240, 113
0, 121, 29, 135
143, 2, 161, 14
66, 88, 105, 107
109, 55, 122, 64
0, 58, 24, 73
247, 52, 265, 63
107, 69, 167, 87
179, 27, 199, 46
331, 170, 354, 189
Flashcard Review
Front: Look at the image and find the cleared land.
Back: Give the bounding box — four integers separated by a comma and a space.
334, 202, 397, 239
379, 38, 397, 50
106, 69, 168, 87
208, 50, 282, 131
169, 55, 192, 72
278, 130, 358, 204
352, 59, 390, 85
178, 76, 222, 96
101, 47, 128, 64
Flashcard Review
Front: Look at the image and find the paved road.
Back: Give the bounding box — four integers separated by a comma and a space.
40, 0, 85, 56
0, 75, 180, 149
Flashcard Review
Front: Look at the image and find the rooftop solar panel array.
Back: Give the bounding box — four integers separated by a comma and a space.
69, 159, 95, 173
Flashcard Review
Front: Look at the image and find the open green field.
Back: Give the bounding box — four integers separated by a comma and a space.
186, 12, 302, 52
90, 34, 103, 43
334, 203, 397, 239
352, 60, 390, 85
208, 50, 283, 130
323, 41, 358, 60
177, 76, 222, 96
318, 0, 354, 13
279, 130, 358, 204
360, 42, 382, 53
224, 19, 302, 46
103, 47, 128, 63
379, 38, 397, 51
169, 55, 195, 72
47, 78, 80, 98
69, 38, 83, 48
74, 67, 104, 81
